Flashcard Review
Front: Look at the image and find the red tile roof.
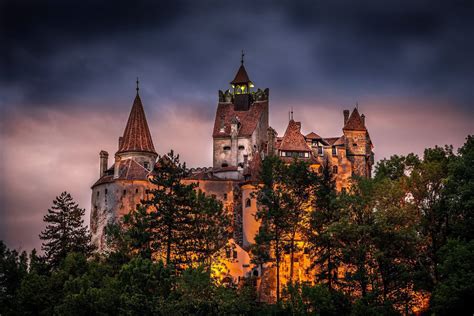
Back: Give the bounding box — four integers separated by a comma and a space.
230, 64, 252, 84
279, 120, 311, 152
213, 101, 268, 138
91, 159, 150, 187
305, 132, 322, 139
343, 108, 366, 131
117, 93, 156, 154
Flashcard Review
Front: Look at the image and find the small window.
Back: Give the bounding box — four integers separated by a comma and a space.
223, 193, 228, 200
253, 270, 259, 277
245, 198, 251, 208
135, 188, 139, 194
223, 146, 231, 151
123, 189, 126, 195
332, 146, 337, 156
144, 162, 149, 169
221, 163, 228, 168
96, 191, 99, 197
238, 163, 244, 168
318, 146, 323, 155
333, 166, 338, 174
105, 189, 108, 194
225, 248, 231, 258
238, 145, 245, 150
353, 143, 358, 147
233, 250, 238, 259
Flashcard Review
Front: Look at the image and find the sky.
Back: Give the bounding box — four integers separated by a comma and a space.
1, 0, 473, 252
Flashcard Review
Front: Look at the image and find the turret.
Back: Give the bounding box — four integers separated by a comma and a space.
230, 51, 254, 111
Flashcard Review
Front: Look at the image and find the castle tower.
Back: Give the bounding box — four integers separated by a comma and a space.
90, 80, 157, 251
342, 108, 374, 177
212, 54, 269, 179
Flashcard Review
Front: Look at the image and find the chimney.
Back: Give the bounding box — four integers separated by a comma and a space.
361, 114, 365, 126
99, 150, 109, 177
343, 110, 350, 125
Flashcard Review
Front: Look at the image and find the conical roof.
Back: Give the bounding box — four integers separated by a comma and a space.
230, 64, 252, 85
117, 93, 156, 154
343, 108, 366, 131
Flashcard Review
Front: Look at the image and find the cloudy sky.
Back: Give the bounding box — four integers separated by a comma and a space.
1, 0, 473, 252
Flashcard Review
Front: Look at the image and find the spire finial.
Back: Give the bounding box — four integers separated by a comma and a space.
136, 77, 139, 93
290, 107, 294, 120
356, 101, 359, 110
241, 50, 245, 65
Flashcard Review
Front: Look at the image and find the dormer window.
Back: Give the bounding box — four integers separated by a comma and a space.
223, 146, 231, 151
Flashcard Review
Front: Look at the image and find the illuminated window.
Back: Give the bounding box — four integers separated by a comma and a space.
245, 198, 251, 208
333, 166, 338, 174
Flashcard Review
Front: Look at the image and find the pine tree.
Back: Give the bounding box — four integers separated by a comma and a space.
39, 191, 94, 268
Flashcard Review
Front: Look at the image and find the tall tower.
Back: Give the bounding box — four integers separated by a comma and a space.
212, 54, 269, 179
90, 80, 157, 251
342, 108, 374, 177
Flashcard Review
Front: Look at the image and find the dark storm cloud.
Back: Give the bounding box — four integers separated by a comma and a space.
2, 0, 474, 111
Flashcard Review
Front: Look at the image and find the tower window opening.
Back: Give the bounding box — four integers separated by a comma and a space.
123, 189, 126, 195
223, 193, 228, 200
135, 188, 139, 194
105, 189, 108, 194
233, 250, 238, 259
96, 191, 99, 197
245, 198, 251, 208
223, 146, 231, 151
238, 145, 245, 150
144, 162, 149, 169
333, 166, 338, 174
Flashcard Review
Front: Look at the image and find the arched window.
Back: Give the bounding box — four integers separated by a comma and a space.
333, 166, 338, 174
245, 198, 251, 208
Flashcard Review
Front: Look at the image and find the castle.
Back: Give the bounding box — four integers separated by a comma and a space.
90, 58, 374, 289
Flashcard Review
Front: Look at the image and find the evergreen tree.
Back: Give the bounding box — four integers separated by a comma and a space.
307, 160, 343, 290
120, 150, 231, 270
39, 191, 94, 268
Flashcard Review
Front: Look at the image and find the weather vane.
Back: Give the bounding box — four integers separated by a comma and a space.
241, 50, 245, 65
136, 77, 139, 92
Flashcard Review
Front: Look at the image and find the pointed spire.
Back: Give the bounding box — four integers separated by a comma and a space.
117, 81, 156, 154
231, 51, 252, 85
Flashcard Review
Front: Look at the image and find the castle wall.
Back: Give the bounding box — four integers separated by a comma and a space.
90, 180, 150, 251
241, 183, 259, 250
